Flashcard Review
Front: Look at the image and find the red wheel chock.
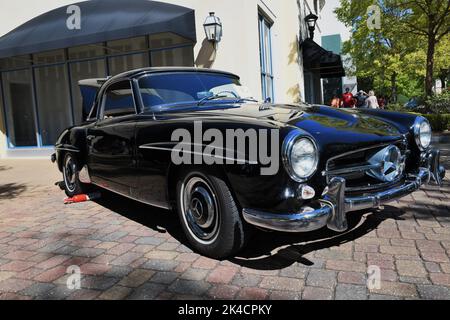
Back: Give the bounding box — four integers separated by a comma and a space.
64, 192, 101, 205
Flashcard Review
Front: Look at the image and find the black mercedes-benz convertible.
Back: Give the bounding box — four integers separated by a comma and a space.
52, 67, 446, 259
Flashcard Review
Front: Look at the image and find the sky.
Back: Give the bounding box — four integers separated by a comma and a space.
320, 0, 351, 41
0, 0, 74, 37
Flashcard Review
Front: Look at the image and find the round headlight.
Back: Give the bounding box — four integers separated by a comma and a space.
414, 117, 432, 151
283, 133, 318, 182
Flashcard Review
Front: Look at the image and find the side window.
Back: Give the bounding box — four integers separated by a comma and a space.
102, 80, 136, 119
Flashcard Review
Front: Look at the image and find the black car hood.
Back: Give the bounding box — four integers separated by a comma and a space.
153, 103, 405, 154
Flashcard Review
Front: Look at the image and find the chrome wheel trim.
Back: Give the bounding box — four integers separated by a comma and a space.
180, 176, 220, 245
63, 155, 77, 193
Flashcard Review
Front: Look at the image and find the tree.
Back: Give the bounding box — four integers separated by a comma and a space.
395, 0, 450, 96
435, 34, 450, 90
336, 0, 450, 99
335, 0, 419, 101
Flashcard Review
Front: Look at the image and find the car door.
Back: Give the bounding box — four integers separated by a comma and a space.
87, 79, 138, 197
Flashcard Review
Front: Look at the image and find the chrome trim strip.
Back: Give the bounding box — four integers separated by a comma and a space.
91, 182, 172, 210
139, 146, 173, 152
322, 163, 381, 177
56, 147, 80, 153
139, 144, 259, 165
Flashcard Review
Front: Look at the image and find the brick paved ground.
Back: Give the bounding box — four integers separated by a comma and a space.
0, 144, 449, 300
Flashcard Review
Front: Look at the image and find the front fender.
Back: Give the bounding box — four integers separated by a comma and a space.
356, 109, 419, 133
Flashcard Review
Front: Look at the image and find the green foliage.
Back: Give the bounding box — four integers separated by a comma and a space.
335, 0, 450, 100
385, 103, 410, 113
423, 114, 450, 132
426, 91, 450, 114
384, 105, 450, 131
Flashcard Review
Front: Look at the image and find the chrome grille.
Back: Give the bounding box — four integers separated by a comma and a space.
322, 141, 410, 193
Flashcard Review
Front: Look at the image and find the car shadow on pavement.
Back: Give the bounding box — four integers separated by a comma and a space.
230, 207, 407, 270
0, 183, 27, 200
94, 189, 415, 270
93, 189, 187, 243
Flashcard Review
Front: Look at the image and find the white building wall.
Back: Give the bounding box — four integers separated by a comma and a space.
173, 0, 313, 103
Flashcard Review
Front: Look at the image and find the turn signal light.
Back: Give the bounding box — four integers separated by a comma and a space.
300, 185, 316, 200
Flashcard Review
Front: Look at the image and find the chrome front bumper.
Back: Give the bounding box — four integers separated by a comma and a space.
243, 149, 446, 233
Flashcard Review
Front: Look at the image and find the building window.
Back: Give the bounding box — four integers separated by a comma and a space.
1, 69, 37, 147
33, 49, 65, 65
0, 32, 195, 149
108, 52, 150, 76
34, 64, 72, 146
258, 14, 274, 102
0, 55, 32, 70
68, 44, 107, 124
151, 47, 194, 67
107, 36, 150, 75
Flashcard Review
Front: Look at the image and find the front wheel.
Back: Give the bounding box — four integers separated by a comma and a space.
62, 153, 90, 197
176, 169, 250, 259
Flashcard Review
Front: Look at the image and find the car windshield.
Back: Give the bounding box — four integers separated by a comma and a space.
138, 72, 255, 112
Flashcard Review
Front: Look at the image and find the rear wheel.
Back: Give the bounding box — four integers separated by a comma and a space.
176, 169, 250, 259
62, 153, 89, 197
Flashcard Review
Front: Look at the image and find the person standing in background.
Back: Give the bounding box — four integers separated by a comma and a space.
378, 95, 386, 109
342, 88, 355, 108
355, 90, 368, 108
366, 90, 379, 109
330, 95, 342, 108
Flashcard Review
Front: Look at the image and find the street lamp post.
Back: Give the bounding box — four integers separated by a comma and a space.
304, 12, 319, 40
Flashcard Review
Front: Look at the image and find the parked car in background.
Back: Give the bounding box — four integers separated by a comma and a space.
405, 97, 420, 109
52, 67, 446, 259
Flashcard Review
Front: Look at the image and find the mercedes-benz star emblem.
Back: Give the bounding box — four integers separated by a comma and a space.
367, 145, 404, 182
190, 198, 203, 219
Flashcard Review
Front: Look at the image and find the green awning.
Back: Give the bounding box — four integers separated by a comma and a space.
302, 38, 346, 78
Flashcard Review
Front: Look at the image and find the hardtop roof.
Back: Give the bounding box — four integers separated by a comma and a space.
108, 67, 240, 84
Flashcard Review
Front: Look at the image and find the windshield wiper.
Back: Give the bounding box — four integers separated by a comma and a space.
197, 94, 258, 106
197, 94, 230, 106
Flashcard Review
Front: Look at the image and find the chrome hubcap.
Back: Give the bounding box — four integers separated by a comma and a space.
63, 156, 77, 192
181, 176, 219, 244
